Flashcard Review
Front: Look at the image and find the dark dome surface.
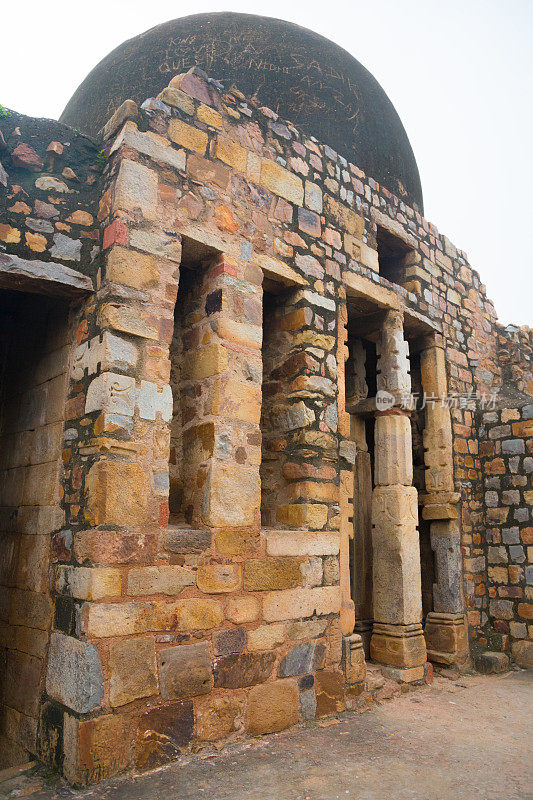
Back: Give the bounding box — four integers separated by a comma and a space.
60, 12, 423, 210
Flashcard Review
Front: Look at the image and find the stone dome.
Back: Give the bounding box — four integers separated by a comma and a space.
60, 12, 423, 210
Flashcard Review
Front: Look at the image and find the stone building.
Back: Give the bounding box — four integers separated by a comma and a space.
0, 12, 531, 785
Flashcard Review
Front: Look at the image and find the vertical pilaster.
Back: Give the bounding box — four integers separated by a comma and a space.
419, 336, 469, 666
370, 310, 427, 680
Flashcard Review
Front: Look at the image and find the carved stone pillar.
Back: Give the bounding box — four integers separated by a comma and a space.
419, 337, 469, 666
370, 310, 427, 681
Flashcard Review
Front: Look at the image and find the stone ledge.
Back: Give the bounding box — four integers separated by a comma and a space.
0, 253, 93, 296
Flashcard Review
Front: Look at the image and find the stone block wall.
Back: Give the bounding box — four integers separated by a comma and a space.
0, 64, 531, 782
0, 291, 71, 766
0, 111, 99, 277
479, 401, 532, 665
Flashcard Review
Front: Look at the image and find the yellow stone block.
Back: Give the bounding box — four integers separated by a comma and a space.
85, 460, 149, 526
25, 231, 47, 252
275, 503, 328, 530
0, 224, 21, 243
106, 245, 158, 289
226, 594, 260, 623
259, 159, 304, 205
183, 344, 228, 380
196, 563, 242, 594
197, 104, 223, 128
215, 136, 247, 171
168, 119, 208, 154
99, 303, 158, 340
324, 195, 364, 236
66, 210, 94, 226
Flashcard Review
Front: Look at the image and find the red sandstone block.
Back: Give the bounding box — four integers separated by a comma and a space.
103, 219, 128, 250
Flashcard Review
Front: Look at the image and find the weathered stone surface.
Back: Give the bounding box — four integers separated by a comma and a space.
247, 623, 286, 651
245, 679, 299, 735
243, 558, 303, 591
85, 461, 149, 527
259, 159, 303, 204
197, 563, 242, 593
136, 702, 193, 771
512, 640, 533, 668
106, 245, 158, 289
63, 712, 133, 786
114, 159, 158, 220
263, 586, 341, 622
109, 636, 158, 707
168, 119, 208, 154
474, 651, 509, 674
45, 632, 103, 714
213, 628, 245, 656
194, 694, 244, 740
165, 528, 212, 554
213, 652, 275, 688
127, 566, 195, 596
54, 565, 121, 601
0, 253, 93, 296
226, 594, 261, 623
278, 641, 326, 677
315, 669, 345, 716
159, 642, 213, 700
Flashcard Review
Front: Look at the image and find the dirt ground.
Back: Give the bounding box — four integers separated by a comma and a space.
2, 669, 531, 800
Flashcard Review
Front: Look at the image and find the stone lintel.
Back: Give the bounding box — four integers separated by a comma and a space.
0, 253, 93, 297
344, 270, 401, 312
370, 208, 418, 251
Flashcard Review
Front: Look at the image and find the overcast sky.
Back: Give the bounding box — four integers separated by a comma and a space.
1, 0, 531, 326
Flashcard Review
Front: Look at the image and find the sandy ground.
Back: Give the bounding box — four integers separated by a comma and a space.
2, 669, 531, 800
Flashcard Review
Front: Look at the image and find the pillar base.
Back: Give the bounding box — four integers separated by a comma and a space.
380, 664, 425, 684
353, 619, 373, 658
424, 612, 470, 667
370, 622, 427, 669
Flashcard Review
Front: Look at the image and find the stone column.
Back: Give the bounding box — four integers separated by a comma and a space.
419, 337, 469, 666
370, 310, 427, 681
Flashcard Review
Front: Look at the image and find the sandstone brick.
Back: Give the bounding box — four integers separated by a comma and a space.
194, 694, 244, 740
247, 623, 286, 651
196, 103, 223, 128
203, 462, 260, 528
136, 702, 193, 771
245, 679, 299, 735
213, 627, 245, 656
215, 136, 247, 171
45, 632, 103, 714
275, 503, 329, 529
259, 159, 304, 204
99, 303, 158, 339
128, 565, 195, 595
63, 712, 133, 786
324, 195, 364, 236
108, 636, 158, 707
315, 669, 345, 716
196, 563, 242, 593
157, 87, 195, 114
85, 461, 149, 527
225, 594, 260, 623
168, 119, 208, 154
263, 586, 341, 622
114, 159, 158, 220
159, 641, 212, 700
265, 531, 340, 557
183, 343, 228, 380
244, 558, 303, 591
213, 652, 275, 688
54, 565, 121, 600
106, 245, 158, 289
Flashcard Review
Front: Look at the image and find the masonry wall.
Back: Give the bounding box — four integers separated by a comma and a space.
0, 291, 70, 766
0, 65, 531, 783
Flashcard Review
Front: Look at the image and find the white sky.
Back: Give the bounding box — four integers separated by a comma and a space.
1, 0, 531, 326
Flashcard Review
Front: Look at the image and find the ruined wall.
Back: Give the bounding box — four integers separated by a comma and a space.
0, 63, 530, 783
0, 291, 70, 766
0, 110, 99, 278
476, 322, 533, 666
